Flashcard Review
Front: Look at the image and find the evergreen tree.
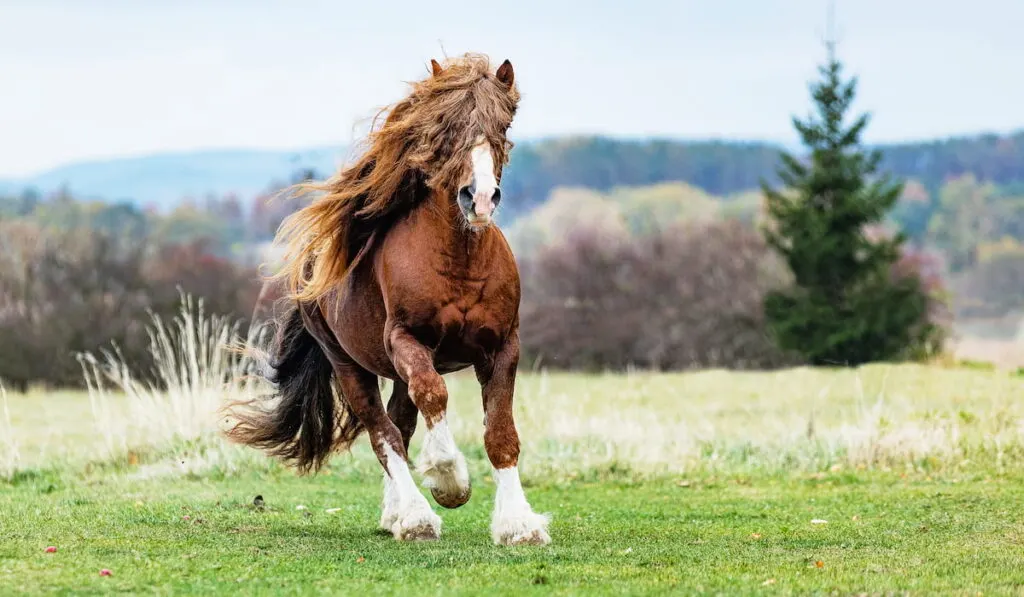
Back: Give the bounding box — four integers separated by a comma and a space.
760, 43, 942, 365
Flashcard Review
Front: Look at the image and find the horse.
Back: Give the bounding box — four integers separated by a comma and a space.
224, 53, 551, 546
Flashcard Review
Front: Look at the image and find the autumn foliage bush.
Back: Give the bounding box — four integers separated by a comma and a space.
518, 219, 801, 371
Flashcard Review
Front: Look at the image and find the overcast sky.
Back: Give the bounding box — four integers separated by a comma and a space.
1, 0, 1022, 177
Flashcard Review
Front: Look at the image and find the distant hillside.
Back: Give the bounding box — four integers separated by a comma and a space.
0, 147, 349, 210
500, 137, 782, 217
2, 130, 1023, 216
880, 130, 1024, 193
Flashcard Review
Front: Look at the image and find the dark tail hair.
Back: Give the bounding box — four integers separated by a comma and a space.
223, 301, 364, 474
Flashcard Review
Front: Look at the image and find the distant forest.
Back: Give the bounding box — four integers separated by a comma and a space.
497, 130, 1024, 217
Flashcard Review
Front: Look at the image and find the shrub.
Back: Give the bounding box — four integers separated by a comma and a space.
519, 219, 799, 371
0, 223, 152, 389
0, 224, 261, 390
951, 250, 1024, 319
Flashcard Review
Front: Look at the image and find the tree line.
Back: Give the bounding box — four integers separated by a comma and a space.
493, 130, 1024, 220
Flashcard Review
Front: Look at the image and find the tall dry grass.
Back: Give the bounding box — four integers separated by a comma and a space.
1, 380, 21, 479
74, 293, 271, 476
439, 365, 1024, 479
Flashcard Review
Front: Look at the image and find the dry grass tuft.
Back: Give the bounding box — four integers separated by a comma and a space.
72, 294, 270, 474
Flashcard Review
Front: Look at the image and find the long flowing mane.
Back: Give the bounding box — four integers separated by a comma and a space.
270, 53, 521, 303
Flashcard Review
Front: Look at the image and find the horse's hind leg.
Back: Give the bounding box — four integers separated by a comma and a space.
477, 333, 551, 546
380, 380, 418, 531
387, 326, 471, 509
333, 361, 441, 541
387, 380, 419, 451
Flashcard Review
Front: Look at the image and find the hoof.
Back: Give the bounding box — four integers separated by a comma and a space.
500, 528, 551, 546
431, 481, 471, 509
492, 512, 552, 547
419, 453, 471, 510
395, 521, 440, 541
379, 510, 399, 532
391, 508, 442, 542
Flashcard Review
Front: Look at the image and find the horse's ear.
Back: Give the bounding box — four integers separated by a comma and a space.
430, 59, 444, 77
495, 59, 514, 87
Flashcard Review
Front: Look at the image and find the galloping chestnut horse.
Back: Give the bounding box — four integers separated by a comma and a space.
225, 54, 550, 546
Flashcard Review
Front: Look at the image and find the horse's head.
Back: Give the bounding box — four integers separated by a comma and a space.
406, 54, 519, 230
453, 60, 515, 229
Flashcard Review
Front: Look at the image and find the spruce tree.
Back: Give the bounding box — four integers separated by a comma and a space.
760, 43, 940, 365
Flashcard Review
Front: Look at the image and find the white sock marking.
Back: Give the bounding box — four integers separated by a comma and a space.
418, 417, 470, 504
379, 470, 400, 530
382, 443, 441, 540
491, 466, 551, 546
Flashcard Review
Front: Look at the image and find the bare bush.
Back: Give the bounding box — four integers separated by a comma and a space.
145, 238, 262, 321
0, 223, 262, 389
519, 219, 800, 371
950, 251, 1024, 319
890, 244, 953, 354
0, 222, 152, 389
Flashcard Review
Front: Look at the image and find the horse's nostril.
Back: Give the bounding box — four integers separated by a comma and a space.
492, 187, 502, 206
458, 186, 473, 208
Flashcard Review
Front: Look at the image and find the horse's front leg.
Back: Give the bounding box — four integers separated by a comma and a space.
477, 331, 551, 546
387, 325, 471, 509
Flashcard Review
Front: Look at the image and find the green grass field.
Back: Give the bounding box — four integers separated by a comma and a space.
3, 362, 1024, 595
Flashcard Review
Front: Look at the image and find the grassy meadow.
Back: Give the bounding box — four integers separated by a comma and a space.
2, 306, 1024, 594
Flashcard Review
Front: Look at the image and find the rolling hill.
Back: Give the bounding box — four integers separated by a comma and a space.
0, 147, 349, 210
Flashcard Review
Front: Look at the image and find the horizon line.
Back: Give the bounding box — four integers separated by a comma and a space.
2, 127, 1023, 181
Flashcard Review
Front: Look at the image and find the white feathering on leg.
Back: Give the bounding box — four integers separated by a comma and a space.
491, 466, 551, 546
382, 443, 441, 541
417, 417, 471, 508
379, 470, 400, 531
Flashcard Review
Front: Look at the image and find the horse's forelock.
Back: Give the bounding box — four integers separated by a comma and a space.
409, 56, 519, 189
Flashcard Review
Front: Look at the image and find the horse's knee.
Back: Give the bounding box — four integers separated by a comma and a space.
407, 371, 447, 424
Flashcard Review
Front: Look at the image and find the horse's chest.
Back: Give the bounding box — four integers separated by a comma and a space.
380, 234, 518, 361
435, 288, 506, 350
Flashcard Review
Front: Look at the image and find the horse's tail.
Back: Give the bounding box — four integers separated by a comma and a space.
223, 301, 364, 474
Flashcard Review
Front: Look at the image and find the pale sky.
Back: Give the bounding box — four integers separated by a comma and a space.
1, 0, 1022, 177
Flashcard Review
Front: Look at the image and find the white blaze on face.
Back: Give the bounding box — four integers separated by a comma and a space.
469, 137, 498, 222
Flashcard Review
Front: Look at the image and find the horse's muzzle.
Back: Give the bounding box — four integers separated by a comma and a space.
458, 183, 501, 226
